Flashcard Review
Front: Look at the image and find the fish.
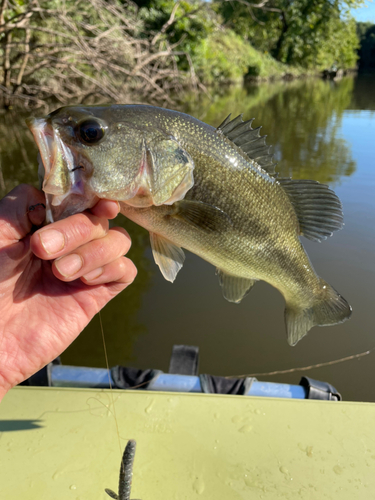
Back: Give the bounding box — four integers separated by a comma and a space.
26, 104, 352, 345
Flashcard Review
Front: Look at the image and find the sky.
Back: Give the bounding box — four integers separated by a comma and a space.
351, 1, 375, 23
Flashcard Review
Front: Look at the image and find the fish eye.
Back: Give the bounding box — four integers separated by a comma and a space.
77, 119, 105, 145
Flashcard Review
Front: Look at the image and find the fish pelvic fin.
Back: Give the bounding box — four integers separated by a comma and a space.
285, 279, 352, 346
150, 232, 185, 282
278, 178, 344, 242
216, 269, 257, 303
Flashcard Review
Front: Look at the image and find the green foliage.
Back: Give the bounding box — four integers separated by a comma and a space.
212, 0, 280, 53
136, 0, 216, 53
193, 30, 257, 84
214, 0, 361, 70
194, 29, 297, 83
315, 15, 359, 69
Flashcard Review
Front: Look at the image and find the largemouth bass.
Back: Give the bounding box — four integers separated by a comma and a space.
27, 105, 352, 345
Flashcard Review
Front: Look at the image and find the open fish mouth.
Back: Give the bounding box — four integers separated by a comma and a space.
26, 118, 55, 184
26, 109, 196, 221
26, 117, 76, 197
26, 117, 98, 221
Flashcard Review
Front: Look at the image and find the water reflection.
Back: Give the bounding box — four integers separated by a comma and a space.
0, 111, 38, 198
62, 218, 153, 368
186, 77, 356, 184
349, 73, 375, 110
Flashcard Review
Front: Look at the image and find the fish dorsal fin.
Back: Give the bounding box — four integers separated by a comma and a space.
216, 269, 257, 303
216, 114, 277, 175
278, 178, 344, 242
150, 232, 185, 282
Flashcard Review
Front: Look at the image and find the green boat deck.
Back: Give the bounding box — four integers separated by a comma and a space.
1, 387, 375, 499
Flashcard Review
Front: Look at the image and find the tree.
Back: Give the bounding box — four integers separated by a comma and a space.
214, 0, 361, 70
0, 0, 198, 109
356, 21, 375, 69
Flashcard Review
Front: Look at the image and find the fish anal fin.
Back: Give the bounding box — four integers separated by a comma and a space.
150, 232, 185, 283
171, 200, 232, 233
285, 278, 352, 346
104, 489, 119, 499
216, 114, 277, 175
216, 269, 257, 303
278, 178, 344, 242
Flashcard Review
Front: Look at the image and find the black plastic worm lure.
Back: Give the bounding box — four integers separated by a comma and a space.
105, 440, 140, 500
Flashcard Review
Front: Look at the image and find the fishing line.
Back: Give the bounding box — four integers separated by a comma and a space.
226, 346, 375, 379
99, 310, 123, 459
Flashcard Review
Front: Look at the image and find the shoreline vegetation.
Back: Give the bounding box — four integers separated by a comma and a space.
0, 0, 370, 110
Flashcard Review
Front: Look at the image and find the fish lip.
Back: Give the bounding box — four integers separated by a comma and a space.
27, 116, 84, 198
26, 117, 54, 181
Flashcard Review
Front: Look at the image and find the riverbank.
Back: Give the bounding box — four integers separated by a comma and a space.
0, 0, 361, 111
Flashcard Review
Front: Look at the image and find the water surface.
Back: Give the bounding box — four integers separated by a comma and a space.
1, 75, 374, 402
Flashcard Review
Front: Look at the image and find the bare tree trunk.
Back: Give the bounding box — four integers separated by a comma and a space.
14, 29, 31, 92
2, 31, 12, 108
0, 0, 7, 27
273, 10, 288, 62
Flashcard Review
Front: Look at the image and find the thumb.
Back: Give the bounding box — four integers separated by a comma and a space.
0, 185, 46, 245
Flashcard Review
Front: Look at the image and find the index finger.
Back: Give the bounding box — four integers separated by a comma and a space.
31, 212, 110, 260
90, 199, 120, 220
0, 184, 46, 245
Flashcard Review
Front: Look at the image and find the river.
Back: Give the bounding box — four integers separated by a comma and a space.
1, 74, 374, 402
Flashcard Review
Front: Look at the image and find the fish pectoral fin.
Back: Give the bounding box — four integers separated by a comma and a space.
216, 269, 257, 303
104, 488, 119, 499
278, 178, 344, 242
171, 200, 232, 233
150, 232, 185, 283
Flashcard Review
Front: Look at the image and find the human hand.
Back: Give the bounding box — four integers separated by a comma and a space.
0, 184, 137, 401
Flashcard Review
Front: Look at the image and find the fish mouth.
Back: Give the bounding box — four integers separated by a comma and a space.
26, 117, 55, 183
27, 117, 98, 221
26, 117, 73, 195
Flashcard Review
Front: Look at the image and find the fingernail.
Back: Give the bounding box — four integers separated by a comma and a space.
39, 229, 65, 254
83, 267, 103, 281
55, 254, 83, 277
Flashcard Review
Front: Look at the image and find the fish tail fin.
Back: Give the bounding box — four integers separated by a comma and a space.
285, 279, 352, 346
